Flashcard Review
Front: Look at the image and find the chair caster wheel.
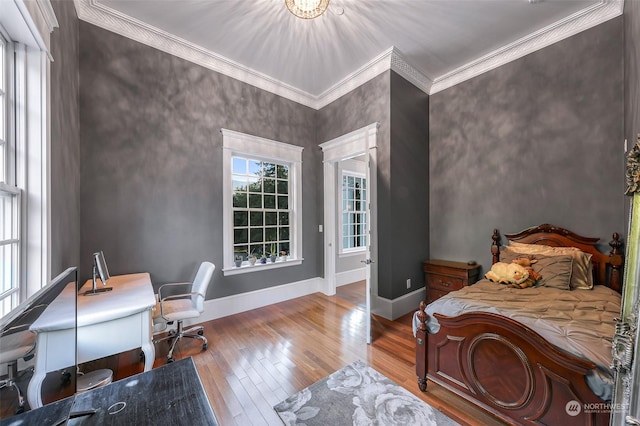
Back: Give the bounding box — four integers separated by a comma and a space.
197, 330, 204, 336
167, 357, 174, 363
202, 343, 208, 351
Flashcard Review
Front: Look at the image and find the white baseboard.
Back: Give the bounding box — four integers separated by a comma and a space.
375, 287, 426, 321
182, 276, 324, 327
177, 275, 424, 328
336, 268, 366, 287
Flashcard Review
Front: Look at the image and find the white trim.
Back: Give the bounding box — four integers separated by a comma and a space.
73, 0, 622, 106
13, 0, 57, 54
73, 0, 432, 109
376, 287, 426, 321
336, 267, 366, 287
1, 3, 55, 298
317, 47, 432, 108
222, 258, 303, 276
320, 123, 379, 297
178, 276, 324, 327
174, 274, 420, 327
221, 129, 303, 275
73, 0, 316, 108
20, 45, 51, 296
430, 0, 624, 94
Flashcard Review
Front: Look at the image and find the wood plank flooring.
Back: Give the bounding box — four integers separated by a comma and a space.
1, 282, 506, 425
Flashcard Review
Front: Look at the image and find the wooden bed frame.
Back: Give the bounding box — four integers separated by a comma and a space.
415, 224, 624, 426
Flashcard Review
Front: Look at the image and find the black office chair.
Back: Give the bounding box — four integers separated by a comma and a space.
152, 262, 215, 362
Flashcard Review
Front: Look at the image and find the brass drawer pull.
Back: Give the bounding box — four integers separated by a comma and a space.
437, 279, 451, 287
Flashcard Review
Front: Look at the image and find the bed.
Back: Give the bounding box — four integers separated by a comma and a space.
414, 224, 624, 426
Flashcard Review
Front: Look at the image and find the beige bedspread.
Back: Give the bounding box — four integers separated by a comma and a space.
413, 279, 620, 400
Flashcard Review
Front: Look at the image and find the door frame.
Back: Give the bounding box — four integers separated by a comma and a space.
319, 123, 379, 344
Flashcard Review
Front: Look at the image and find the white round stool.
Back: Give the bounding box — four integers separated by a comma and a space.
77, 369, 113, 393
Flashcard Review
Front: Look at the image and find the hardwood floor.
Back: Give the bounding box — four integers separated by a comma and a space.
1, 282, 506, 425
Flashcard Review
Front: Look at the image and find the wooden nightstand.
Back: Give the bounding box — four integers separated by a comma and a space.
423, 260, 481, 304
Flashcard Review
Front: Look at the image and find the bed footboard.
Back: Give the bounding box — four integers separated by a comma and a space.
415, 303, 610, 425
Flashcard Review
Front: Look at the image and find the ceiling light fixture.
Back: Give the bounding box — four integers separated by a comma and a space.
285, 0, 330, 19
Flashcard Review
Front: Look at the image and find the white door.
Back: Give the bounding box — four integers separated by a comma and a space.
320, 123, 379, 344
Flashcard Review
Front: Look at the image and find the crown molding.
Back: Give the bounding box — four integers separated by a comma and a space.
36, 0, 59, 33
429, 0, 624, 94
74, 0, 623, 107
73, 0, 317, 107
314, 47, 432, 109
73, 0, 432, 109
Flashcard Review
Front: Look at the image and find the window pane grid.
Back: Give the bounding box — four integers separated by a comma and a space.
0, 189, 19, 316
0, 33, 6, 184
0, 35, 8, 183
0, 32, 19, 314
232, 156, 291, 261
341, 173, 367, 251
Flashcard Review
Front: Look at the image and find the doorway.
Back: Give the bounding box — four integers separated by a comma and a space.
320, 123, 379, 344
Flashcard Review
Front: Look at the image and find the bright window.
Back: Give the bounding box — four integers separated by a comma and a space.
341, 172, 367, 253
232, 157, 291, 259
0, 31, 20, 316
221, 129, 303, 275
0, 2, 55, 317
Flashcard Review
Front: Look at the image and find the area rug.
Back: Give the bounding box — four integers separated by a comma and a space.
273, 360, 459, 426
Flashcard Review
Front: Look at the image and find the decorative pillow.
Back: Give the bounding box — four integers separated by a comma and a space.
506, 241, 593, 290
500, 249, 573, 290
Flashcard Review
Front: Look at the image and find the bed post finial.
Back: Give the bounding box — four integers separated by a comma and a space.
491, 229, 501, 264
417, 301, 428, 332
609, 232, 624, 292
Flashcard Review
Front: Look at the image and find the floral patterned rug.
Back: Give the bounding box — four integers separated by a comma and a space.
273, 360, 459, 426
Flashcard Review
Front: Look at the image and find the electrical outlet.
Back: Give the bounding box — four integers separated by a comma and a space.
406, 279, 411, 289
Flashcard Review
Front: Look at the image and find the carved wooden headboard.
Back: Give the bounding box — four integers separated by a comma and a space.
491, 223, 624, 292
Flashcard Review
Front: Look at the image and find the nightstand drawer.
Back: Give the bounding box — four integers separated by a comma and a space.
426, 275, 464, 292
423, 259, 481, 304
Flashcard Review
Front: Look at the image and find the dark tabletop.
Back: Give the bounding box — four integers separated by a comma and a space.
1, 357, 218, 426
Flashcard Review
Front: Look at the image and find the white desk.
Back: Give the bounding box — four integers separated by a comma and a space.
27, 273, 156, 408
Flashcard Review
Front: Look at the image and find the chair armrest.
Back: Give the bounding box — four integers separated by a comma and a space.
160, 292, 199, 303
1, 323, 31, 337
157, 282, 192, 301
1, 303, 48, 336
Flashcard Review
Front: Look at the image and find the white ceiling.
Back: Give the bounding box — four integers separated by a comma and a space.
75, 0, 623, 108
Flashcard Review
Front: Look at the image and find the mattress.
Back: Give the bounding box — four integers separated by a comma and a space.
413, 279, 620, 401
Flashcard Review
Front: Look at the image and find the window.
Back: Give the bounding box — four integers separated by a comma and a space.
222, 129, 303, 275
0, 31, 20, 317
340, 172, 367, 253
0, 1, 56, 317
232, 157, 290, 259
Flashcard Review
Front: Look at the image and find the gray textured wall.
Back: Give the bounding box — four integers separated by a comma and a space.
50, 0, 81, 278
316, 72, 392, 297
429, 17, 625, 275
626, 0, 640, 150
389, 71, 429, 299
316, 71, 429, 300
79, 23, 320, 297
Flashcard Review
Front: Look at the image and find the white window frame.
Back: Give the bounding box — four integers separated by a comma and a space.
339, 169, 367, 255
221, 129, 303, 275
0, 30, 21, 316
0, 0, 57, 315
